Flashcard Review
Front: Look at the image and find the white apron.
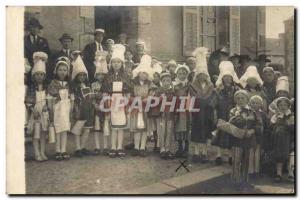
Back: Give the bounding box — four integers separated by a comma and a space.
110, 82, 127, 129
27, 90, 49, 133
53, 89, 71, 133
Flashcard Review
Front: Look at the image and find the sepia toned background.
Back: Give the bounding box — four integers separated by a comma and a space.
6, 5, 295, 195
24, 6, 295, 93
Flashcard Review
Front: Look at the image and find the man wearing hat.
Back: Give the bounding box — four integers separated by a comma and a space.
24, 18, 51, 66
237, 54, 252, 78
132, 40, 146, 67
50, 33, 74, 78
53, 33, 74, 60
254, 54, 271, 76
83, 28, 107, 82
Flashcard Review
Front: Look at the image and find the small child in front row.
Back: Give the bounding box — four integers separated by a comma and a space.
155, 71, 176, 159
92, 52, 109, 155
131, 55, 156, 157
71, 56, 95, 157
102, 44, 132, 158
48, 59, 73, 160
26, 58, 49, 161
248, 95, 268, 178
270, 97, 294, 182
173, 64, 190, 158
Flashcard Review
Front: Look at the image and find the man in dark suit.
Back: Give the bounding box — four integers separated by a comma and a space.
50, 33, 74, 79
24, 18, 51, 83
132, 41, 146, 65
83, 28, 106, 82
254, 54, 271, 76
52, 33, 74, 61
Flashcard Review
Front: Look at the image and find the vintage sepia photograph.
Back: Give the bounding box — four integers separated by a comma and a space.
6, 5, 295, 195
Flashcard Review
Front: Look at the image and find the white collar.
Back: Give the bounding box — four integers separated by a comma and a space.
278, 109, 292, 116
237, 104, 251, 110
95, 41, 101, 46
174, 78, 187, 85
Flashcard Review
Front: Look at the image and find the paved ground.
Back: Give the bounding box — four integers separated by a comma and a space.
25, 133, 212, 194
25, 133, 295, 194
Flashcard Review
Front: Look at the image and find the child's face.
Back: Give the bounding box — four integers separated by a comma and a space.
278, 100, 290, 113
153, 73, 160, 83
196, 73, 208, 83
111, 58, 122, 71
177, 68, 188, 81
263, 71, 275, 83
125, 67, 132, 77
125, 51, 133, 60
235, 94, 248, 107
168, 64, 176, 74
33, 72, 45, 84
138, 72, 148, 81
95, 73, 105, 82
247, 77, 259, 89
222, 75, 233, 87
161, 76, 172, 88
186, 58, 196, 71
250, 99, 262, 111
77, 72, 87, 83
56, 64, 68, 81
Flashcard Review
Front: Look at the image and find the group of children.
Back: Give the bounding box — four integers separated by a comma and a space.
25, 42, 294, 186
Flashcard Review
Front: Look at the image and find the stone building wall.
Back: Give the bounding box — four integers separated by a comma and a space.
25, 6, 95, 52
284, 16, 295, 96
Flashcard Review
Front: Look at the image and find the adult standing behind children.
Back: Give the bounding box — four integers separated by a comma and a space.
83, 28, 107, 82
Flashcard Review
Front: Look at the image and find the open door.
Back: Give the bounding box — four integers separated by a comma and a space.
95, 6, 122, 42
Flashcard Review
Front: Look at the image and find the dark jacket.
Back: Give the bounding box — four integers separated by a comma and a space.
83, 42, 107, 82
24, 34, 51, 66
24, 34, 51, 84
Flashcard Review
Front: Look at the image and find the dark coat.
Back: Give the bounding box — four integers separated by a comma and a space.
214, 85, 240, 149
24, 34, 51, 84
271, 113, 294, 162
24, 34, 51, 66
83, 42, 107, 82
262, 82, 277, 106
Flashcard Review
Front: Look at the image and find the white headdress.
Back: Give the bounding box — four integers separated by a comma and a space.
111, 44, 126, 62
193, 47, 210, 81
132, 54, 154, 80
94, 51, 109, 76
33, 51, 48, 63
215, 61, 240, 88
175, 64, 190, 74
31, 59, 46, 76
71, 55, 88, 80
54, 60, 69, 75
239, 65, 263, 88
152, 62, 163, 74
276, 76, 289, 93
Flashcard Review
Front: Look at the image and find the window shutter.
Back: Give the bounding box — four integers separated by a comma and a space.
229, 6, 240, 54
183, 7, 198, 56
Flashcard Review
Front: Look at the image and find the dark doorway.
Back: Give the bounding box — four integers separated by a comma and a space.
95, 6, 122, 42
